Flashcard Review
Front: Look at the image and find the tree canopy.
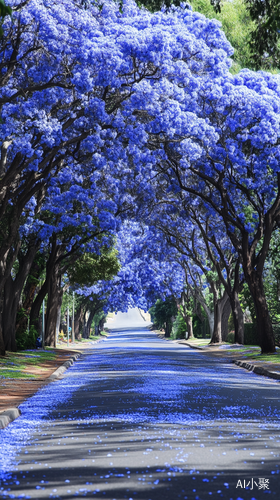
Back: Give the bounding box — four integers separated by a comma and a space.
1, 0, 280, 354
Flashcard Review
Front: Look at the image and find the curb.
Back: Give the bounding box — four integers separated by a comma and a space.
179, 341, 205, 350
47, 353, 81, 381
234, 359, 280, 381
0, 408, 21, 429
165, 335, 280, 383
0, 353, 81, 429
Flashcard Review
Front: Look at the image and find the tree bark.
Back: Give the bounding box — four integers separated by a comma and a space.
29, 280, 48, 334
193, 288, 214, 336
74, 304, 83, 339
186, 315, 194, 339
56, 301, 61, 344
45, 271, 62, 347
2, 242, 39, 351
165, 321, 171, 338
246, 273, 275, 353
0, 301, 5, 356
44, 241, 63, 347
85, 310, 94, 338
2, 276, 18, 351
211, 291, 228, 344
83, 311, 88, 339
221, 296, 231, 342
16, 253, 46, 341
229, 290, 244, 344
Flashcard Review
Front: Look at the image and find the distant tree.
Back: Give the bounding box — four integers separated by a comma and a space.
190, 0, 254, 71
149, 297, 178, 338
210, 0, 280, 69
0, 0, 11, 37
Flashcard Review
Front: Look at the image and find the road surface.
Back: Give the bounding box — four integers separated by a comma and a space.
1, 308, 280, 499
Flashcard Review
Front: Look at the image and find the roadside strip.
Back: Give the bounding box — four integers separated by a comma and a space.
234, 359, 280, 380
155, 331, 280, 383
0, 352, 80, 429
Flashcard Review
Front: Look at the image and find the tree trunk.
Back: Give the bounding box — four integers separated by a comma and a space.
16, 281, 38, 341
186, 315, 194, 339
165, 321, 171, 338
44, 243, 63, 347
193, 290, 214, 336
2, 276, 18, 351
229, 290, 244, 344
207, 311, 214, 337
211, 292, 228, 344
74, 304, 83, 339
0, 301, 5, 356
86, 310, 94, 338
221, 296, 231, 342
83, 311, 88, 338
55, 291, 63, 346
45, 273, 62, 347
246, 273, 275, 353
31, 239, 59, 344
16, 253, 46, 341
29, 280, 48, 334
56, 304, 61, 344
2, 243, 39, 351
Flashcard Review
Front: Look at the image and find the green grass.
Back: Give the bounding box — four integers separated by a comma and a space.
0, 349, 57, 379
243, 352, 280, 363
0, 369, 36, 379
225, 346, 260, 354
186, 338, 213, 347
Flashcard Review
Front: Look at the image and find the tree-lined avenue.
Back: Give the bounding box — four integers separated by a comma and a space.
1, 310, 280, 499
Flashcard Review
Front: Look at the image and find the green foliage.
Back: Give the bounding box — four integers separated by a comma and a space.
69, 248, 120, 287
239, 283, 256, 323
137, 0, 180, 13
16, 324, 37, 350
192, 313, 211, 338
190, 0, 255, 70
0, 0, 12, 37
171, 312, 187, 339
209, 0, 280, 69
149, 297, 178, 329
263, 232, 280, 328
227, 331, 235, 343
244, 0, 280, 69
244, 323, 259, 345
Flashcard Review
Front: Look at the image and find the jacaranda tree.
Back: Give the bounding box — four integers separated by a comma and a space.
2, 0, 280, 355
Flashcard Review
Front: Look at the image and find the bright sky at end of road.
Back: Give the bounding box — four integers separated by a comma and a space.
104, 308, 152, 330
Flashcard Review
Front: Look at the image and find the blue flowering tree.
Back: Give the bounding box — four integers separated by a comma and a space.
1, 0, 280, 356
143, 67, 280, 353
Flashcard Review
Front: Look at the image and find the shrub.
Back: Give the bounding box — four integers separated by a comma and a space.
172, 314, 187, 339
244, 323, 259, 345
16, 325, 37, 350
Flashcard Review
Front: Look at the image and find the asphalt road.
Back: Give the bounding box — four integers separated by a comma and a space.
1, 309, 280, 500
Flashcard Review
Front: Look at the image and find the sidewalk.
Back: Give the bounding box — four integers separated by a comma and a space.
155, 332, 280, 382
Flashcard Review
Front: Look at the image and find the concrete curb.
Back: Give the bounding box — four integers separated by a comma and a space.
0, 408, 21, 429
47, 353, 81, 381
0, 353, 81, 429
179, 341, 205, 350
167, 335, 280, 382
234, 359, 280, 381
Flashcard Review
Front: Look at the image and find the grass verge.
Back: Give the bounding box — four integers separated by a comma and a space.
0, 350, 57, 379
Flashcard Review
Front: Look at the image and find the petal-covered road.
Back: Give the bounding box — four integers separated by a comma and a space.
1, 313, 280, 499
